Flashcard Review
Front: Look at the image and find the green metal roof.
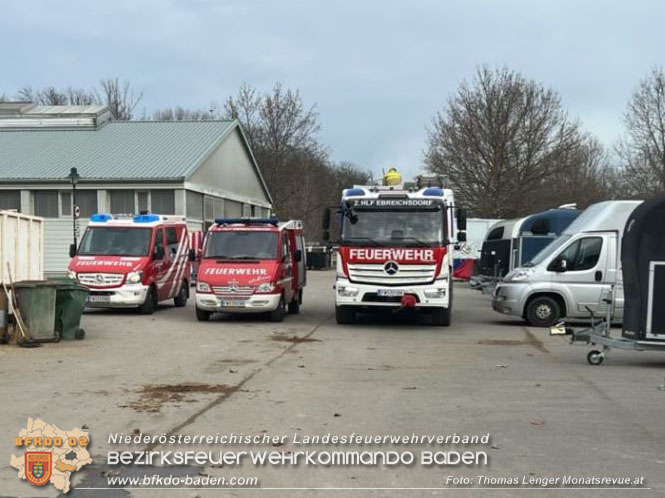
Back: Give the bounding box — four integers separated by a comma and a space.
0, 120, 239, 181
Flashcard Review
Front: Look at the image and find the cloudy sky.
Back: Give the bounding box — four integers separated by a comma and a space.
2, 0, 664, 177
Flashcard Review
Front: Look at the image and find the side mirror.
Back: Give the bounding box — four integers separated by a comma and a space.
556, 258, 568, 272
456, 207, 468, 231
188, 248, 196, 262
295, 249, 302, 262
69, 243, 77, 258
154, 245, 165, 260
457, 231, 467, 243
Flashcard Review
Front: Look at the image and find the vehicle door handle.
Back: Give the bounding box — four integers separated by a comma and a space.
595, 271, 602, 282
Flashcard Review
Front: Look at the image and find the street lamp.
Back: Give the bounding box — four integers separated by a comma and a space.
67, 167, 80, 249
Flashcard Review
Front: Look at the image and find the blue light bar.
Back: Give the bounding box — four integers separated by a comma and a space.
423, 187, 444, 196
345, 188, 365, 197
90, 213, 113, 222
133, 214, 161, 223
215, 218, 279, 226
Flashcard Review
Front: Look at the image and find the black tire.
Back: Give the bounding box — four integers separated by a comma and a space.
587, 350, 604, 365
269, 295, 286, 322
196, 307, 211, 322
525, 296, 561, 327
431, 307, 451, 326
335, 305, 355, 325
288, 291, 301, 314
139, 286, 157, 315
174, 281, 188, 307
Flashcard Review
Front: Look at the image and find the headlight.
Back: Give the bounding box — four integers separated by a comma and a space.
337, 285, 359, 297
196, 281, 212, 293
504, 270, 530, 283
424, 287, 447, 298
256, 282, 276, 293
127, 271, 143, 284
67, 271, 77, 280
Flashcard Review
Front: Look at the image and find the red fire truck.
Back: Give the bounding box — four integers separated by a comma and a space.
324, 172, 467, 325
194, 218, 306, 322
68, 213, 191, 314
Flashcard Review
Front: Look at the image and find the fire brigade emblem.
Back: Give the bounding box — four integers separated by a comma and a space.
25, 452, 52, 486
384, 261, 399, 275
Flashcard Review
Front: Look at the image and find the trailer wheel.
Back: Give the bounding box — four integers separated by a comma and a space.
587, 350, 604, 365
139, 286, 157, 315
335, 305, 355, 325
525, 296, 561, 327
196, 307, 211, 322
431, 307, 451, 326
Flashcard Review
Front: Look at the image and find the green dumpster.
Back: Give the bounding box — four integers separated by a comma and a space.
53, 281, 88, 340
13, 281, 59, 342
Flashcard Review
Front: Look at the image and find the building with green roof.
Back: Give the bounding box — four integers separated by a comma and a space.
0, 103, 273, 274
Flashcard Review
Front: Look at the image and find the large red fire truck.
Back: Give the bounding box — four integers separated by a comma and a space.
325, 172, 467, 325
194, 218, 306, 322
68, 213, 191, 314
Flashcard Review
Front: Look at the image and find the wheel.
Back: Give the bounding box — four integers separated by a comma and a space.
196, 307, 211, 322
269, 295, 286, 322
525, 296, 561, 327
173, 281, 188, 307
431, 307, 451, 326
75, 328, 85, 340
288, 291, 301, 314
335, 305, 355, 325
587, 350, 604, 365
139, 286, 157, 315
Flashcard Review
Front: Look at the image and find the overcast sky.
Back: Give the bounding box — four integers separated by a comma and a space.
2, 0, 664, 178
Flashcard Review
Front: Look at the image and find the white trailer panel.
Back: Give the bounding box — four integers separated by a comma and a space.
0, 210, 44, 283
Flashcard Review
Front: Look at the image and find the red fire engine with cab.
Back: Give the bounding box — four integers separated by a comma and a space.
194, 218, 306, 322
324, 172, 467, 325
68, 213, 191, 314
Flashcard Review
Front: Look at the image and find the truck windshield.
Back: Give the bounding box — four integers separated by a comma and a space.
525, 235, 571, 267
205, 231, 278, 259
341, 206, 446, 246
78, 227, 152, 256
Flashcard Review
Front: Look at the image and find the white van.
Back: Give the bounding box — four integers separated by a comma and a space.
491, 200, 642, 327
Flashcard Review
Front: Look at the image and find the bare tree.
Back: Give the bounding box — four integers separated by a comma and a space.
224, 83, 322, 208
96, 78, 143, 120
152, 106, 215, 121
425, 66, 612, 217
617, 66, 665, 197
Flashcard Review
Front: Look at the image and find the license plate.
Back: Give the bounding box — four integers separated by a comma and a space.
378, 289, 405, 297
219, 299, 246, 308
87, 295, 110, 303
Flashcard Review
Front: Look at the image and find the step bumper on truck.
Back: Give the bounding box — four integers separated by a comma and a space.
85, 283, 150, 308
195, 292, 282, 313
335, 278, 450, 308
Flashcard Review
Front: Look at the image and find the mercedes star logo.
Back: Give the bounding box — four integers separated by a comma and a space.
384, 261, 399, 275
95, 274, 104, 284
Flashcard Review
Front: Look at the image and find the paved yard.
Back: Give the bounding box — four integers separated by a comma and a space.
1, 271, 663, 497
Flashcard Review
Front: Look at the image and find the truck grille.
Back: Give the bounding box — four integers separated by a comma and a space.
348, 264, 437, 286
212, 284, 255, 295
78, 273, 125, 287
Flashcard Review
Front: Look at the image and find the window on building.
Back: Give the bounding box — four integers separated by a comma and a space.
61, 192, 71, 216
110, 190, 135, 214
214, 198, 224, 218
186, 190, 203, 220
137, 191, 149, 213
34, 191, 59, 218
77, 190, 98, 218
204, 196, 214, 221
225, 199, 242, 218
0, 190, 21, 211
151, 190, 175, 215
